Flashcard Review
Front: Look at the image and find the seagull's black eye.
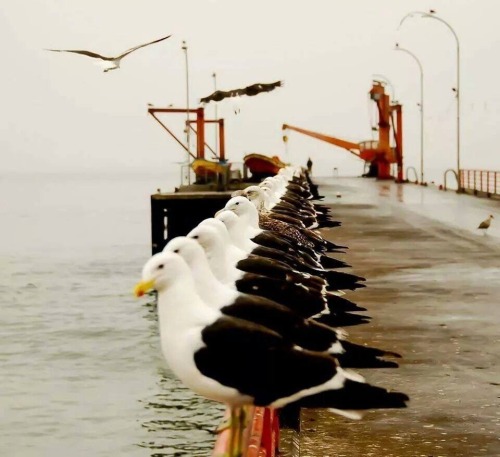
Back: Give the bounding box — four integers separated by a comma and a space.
158, 264, 164, 269
235, 202, 240, 205
173, 249, 179, 253
192, 235, 199, 239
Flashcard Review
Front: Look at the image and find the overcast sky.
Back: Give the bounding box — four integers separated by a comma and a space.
1, 0, 499, 183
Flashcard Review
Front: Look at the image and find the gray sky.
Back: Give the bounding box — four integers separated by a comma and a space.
1, 0, 499, 183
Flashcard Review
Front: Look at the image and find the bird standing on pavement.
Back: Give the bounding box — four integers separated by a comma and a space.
477, 214, 494, 233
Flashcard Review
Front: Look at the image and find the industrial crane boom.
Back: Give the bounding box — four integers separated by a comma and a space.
282, 124, 361, 158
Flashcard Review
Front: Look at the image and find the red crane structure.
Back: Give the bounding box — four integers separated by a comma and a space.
283, 81, 403, 181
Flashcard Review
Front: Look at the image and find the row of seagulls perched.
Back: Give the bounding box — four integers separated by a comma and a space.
134, 165, 408, 455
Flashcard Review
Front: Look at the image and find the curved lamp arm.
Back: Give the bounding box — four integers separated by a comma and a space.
399, 11, 459, 50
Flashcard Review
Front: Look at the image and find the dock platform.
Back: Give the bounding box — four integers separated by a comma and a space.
151, 191, 233, 254
150, 181, 258, 254
282, 177, 500, 456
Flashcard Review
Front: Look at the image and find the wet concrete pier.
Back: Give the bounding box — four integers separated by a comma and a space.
285, 177, 500, 457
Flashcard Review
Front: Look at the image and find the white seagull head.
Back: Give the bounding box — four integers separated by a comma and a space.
241, 186, 267, 209
224, 196, 257, 218
162, 236, 207, 269
224, 196, 260, 231
134, 251, 191, 296
215, 210, 241, 231
187, 224, 226, 256
199, 218, 230, 238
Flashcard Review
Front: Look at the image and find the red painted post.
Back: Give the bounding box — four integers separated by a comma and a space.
196, 108, 205, 159
272, 410, 280, 455
212, 406, 279, 457
260, 409, 274, 457
246, 407, 265, 457
219, 119, 226, 161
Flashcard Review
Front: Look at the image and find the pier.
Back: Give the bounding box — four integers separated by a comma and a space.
279, 177, 500, 456
150, 191, 234, 254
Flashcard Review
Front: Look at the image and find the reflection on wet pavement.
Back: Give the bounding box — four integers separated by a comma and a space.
289, 178, 500, 457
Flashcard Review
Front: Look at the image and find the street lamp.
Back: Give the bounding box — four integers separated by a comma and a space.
394, 43, 425, 184
181, 40, 191, 183
212, 72, 218, 157
399, 10, 461, 190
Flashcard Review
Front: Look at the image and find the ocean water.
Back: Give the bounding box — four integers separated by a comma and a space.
0, 171, 224, 457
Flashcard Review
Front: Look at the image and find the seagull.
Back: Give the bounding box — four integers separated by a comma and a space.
46, 34, 172, 72
133, 251, 409, 416
477, 214, 494, 233
200, 80, 283, 105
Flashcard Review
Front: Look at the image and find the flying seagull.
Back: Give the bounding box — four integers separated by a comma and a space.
200, 80, 283, 105
46, 34, 172, 72
477, 214, 494, 233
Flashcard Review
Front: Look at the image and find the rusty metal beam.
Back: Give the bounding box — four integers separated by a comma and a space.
219, 119, 225, 161
149, 112, 196, 160
196, 108, 205, 159
148, 107, 198, 114
188, 125, 218, 160
282, 124, 360, 157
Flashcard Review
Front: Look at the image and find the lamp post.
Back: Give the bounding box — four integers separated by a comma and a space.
394, 43, 425, 184
181, 40, 191, 183
212, 72, 218, 158
399, 11, 461, 190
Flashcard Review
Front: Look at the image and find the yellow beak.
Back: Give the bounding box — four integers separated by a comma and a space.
134, 279, 155, 297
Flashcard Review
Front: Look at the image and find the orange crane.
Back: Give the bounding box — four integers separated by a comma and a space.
283, 81, 403, 181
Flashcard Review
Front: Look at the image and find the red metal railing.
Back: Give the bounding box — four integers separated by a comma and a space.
212, 407, 279, 456
460, 169, 500, 196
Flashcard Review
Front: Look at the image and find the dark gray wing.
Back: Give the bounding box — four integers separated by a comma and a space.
117, 34, 172, 59
200, 87, 247, 104
195, 316, 338, 406
243, 80, 283, 96
220, 294, 340, 353
45, 49, 111, 60
260, 80, 283, 91
200, 90, 228, 104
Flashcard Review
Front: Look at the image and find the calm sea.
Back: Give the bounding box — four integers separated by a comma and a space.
0, 171, 223, 457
